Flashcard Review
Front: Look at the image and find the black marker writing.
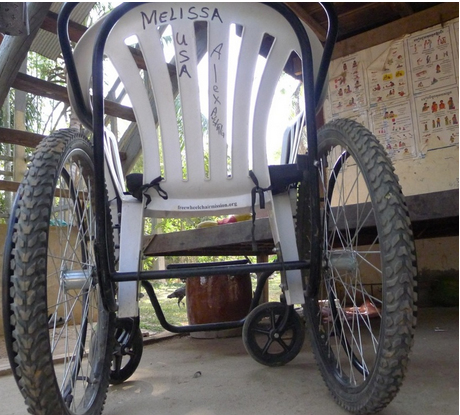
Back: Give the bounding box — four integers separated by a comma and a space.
141, 6, 223, 30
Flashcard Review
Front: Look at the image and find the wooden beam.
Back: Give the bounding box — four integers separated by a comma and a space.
40, 11, 152, 72
41, 11, 87, 43
407, 189, 459, 223
333, 2, 459, 59
12, 72, 136, 122
143, 218, 274, 257
13, 72, 68, 101
0, 180, 20, 192
141, 189, 459, 257
0, 127, 43, 147
0, 3, 52, 106
388, 2, 414, 18
0, 179, 87, 201
118, 123, 141, 175
286, 3, 326, 42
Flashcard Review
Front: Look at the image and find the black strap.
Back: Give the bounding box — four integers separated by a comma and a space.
126, 173, 168, 206
140, 176, 168, 206
249, 170, 272, 251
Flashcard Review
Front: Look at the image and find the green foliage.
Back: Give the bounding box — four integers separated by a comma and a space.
0, 192, 8, 222
131, 153, 143, 174
0, 90, 14, 128
25, 52, 68, 135
139, 280, 188, 332
156, 216, 213, 234
85, 2, 115, 26
27, 52, 66, 85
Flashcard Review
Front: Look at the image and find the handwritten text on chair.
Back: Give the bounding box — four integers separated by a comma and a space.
141, 7, 223, 29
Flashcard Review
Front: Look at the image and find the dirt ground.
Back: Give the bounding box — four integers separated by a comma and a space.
0, 307, 458, 415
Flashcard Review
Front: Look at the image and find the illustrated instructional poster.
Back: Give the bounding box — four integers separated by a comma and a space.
341, 110, 369, 129
371, 100, 417, 160
328, 54, 367, 115
415, 88, 459, 151
408, 26, 456, 94
452, 21, 459, 76
368, 39, 409, 105
326, 18, 458, 161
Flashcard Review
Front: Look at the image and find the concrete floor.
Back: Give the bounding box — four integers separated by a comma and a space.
0, 307, 458, 415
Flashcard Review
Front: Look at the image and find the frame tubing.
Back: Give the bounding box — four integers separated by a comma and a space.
141, 269, 273, 334
112, 260, 311, 283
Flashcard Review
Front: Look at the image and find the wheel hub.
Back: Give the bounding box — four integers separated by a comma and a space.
328, 250, 358, 273
61, 268, 92, 292
270, 330, 280, 340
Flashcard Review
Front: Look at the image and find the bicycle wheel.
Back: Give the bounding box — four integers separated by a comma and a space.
2, 191, 21, 386
10, 129, 114, 415
110, 318, 143, 384
243, 302, 304, 367
298, 119, 417, 414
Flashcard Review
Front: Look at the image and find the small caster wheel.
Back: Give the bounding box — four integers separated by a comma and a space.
243, 302, 305, 367
110, 318, 144, 384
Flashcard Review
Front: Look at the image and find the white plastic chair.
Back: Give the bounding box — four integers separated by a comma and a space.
70, 3, 324, 316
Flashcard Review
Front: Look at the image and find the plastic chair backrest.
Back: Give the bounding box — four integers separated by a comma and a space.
71, 3, 323, 217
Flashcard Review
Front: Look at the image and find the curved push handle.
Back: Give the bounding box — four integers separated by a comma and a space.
315, 3, 338, 106
57, 2, 93, 130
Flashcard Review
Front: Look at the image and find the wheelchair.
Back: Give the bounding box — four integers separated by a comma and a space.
2, 3, 417, 414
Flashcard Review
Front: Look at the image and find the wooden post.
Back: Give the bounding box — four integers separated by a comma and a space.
0, 3, 51, 107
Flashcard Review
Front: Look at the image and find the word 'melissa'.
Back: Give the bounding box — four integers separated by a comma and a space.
141, 6, 223, 29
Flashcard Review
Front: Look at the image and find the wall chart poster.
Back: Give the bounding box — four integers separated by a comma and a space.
415, 88, 459, 151
368, 39, 409, 105
453, 21, 459, 75
328, 54, 367, 115
408, 26, 456, 94
371, 100, 416, 160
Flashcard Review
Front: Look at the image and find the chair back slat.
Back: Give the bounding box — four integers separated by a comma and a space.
106, 25, 164, 180
136, 25, 183, 182
170, 22, 205, 184
252, 40, 296, 186
208, 21, 230, 181
230, 26, 260, 185
72, 3, 324, 216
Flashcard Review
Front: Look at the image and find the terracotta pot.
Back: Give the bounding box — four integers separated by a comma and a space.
186, 274, 252, 325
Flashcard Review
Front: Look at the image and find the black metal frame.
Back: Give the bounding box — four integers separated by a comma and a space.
57, 3, 338, 329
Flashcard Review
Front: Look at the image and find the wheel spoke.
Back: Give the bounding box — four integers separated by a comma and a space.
110, 324, 143, 384
261, 338, 275, 355
275, 337, 290, 352
252, 326, 271, 336
299, 120, 416, 412
10, 132, 114, 415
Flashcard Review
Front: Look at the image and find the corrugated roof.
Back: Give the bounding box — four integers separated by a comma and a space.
30, 2, 96, 61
